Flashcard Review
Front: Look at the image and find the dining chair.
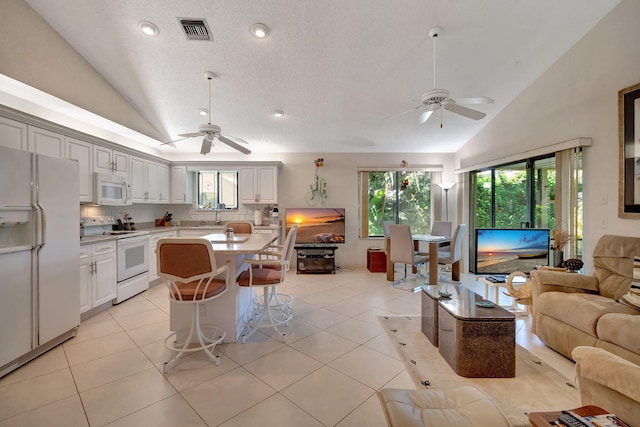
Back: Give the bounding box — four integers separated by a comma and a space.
431, 221, 452, 238
225, 221, 254, 233
437, 223, 466, 281
382, 220, 394, 279
389, 224, 429, 287
156, 237, 231, 373
237, 224, 297, 342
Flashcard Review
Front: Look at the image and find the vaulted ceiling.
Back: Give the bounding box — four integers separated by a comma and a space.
13, 1, 622, 157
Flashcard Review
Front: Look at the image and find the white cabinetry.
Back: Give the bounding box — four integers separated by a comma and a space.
28, 126, 65, 158
0, 116, 27, 150
94, 145, 129, 176
170, 165, 193, 204
130, 156, 170, 203
65, 137, 93, 202
239, 166, 278, 204
79, 241, 116, 313
149, 230, 178, 282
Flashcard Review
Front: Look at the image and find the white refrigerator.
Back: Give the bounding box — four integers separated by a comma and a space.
0, 145, 80, 378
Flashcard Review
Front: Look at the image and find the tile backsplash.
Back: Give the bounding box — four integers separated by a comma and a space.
80, 203, 275, 226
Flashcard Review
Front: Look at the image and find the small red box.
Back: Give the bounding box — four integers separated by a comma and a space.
367, 248, 387, 273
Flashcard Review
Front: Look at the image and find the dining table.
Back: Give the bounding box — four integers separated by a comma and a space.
386, 233, 452, 285
169, 232, 278, 343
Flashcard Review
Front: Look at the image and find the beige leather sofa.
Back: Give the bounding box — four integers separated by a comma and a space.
530, 235, 640, 365
573, 346, 640, 427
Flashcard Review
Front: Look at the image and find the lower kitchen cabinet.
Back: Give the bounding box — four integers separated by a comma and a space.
80, 241, 116, 313
149, 230, 178, 282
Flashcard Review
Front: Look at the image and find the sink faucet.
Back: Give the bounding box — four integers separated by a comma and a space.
214, 209, 221, 225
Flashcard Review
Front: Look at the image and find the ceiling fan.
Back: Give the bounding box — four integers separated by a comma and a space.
390, 26, 494, 126
163, 71, 251, 155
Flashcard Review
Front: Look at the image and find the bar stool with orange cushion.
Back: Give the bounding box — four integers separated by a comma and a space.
156, 237, 230, 373
224, 221, 254, 233
237, 225, 297, 343
251, 224, 298, 313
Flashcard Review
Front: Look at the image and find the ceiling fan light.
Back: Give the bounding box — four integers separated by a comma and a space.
138, 21, 159, 36
200, 138, 213, 155
272, 109, 284, 118
250, 23, 270, 39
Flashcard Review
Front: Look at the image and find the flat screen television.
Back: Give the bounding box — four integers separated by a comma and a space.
474, 228, 550, 275
285, 208, 345, 245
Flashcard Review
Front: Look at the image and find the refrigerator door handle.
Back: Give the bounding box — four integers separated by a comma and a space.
35, 201, 46, 248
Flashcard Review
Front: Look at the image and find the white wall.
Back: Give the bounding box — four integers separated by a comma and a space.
456, 0, 640, 271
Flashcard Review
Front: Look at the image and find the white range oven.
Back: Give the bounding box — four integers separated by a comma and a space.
82, 217, 149, 304
114, 232, 150, 303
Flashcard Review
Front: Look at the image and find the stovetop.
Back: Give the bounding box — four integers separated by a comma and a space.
82, 216, 149, 239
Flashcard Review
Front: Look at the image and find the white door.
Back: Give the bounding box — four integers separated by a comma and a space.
130, 156, 147, 203
79, 254, 92, 314
0, 251, 33, 366
36, 155, 80, 344
0, 116, 28, 151
93, 253, 116, 306
28, 127, 64, 159
65, 138, 93, 202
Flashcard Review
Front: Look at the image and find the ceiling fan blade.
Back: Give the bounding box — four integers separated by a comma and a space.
160, 136, 191, 147
200, 137, 213, 155
220, 133, 249, 145
455, 96, 495, 105
383, 104, 425, 122
444, 103, 486, 120
178, 131, 204, 138
419, 109, 434, 124
218, 135, 252, 154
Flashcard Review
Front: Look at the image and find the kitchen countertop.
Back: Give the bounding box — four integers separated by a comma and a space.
80, 224, 280, 245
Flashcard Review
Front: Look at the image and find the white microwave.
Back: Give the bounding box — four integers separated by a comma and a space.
94, 173, 132, 206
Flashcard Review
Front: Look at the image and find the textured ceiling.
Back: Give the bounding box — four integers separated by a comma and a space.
21, 0, 620, 158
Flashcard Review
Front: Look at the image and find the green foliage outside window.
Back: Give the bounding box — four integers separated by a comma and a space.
366, 171, 431, 236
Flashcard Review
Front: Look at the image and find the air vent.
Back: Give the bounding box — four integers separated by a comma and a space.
178, 18, 213, 41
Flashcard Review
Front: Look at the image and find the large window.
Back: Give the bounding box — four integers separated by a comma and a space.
197, 171, 238, 210
360, 170, 432, 237
470, 150, 583, 263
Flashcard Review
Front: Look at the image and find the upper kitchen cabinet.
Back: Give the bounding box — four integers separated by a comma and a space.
130, 156, 169, 203
28, 126, 64, 158
0, 116, 27, 151
94, 145, 129, 176
65, 137, 93, 202
170, 165, 193, 204
239, 166, 278, 205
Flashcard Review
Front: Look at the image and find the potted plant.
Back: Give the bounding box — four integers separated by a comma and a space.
553, 224, 569, 267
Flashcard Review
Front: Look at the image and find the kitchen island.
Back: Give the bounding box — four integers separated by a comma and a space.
167, 232, 278, 343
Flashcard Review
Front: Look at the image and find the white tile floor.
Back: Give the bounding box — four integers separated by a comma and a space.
0, 267, 577, 426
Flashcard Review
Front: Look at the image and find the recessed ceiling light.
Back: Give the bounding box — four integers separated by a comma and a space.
199, 108, 208, 116
250, 23, 270, 39
273, 109, 284, 118
138, 21, 159, 36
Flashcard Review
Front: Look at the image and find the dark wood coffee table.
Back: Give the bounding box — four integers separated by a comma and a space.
528, 405, 621, 427
437, 290, 516, 378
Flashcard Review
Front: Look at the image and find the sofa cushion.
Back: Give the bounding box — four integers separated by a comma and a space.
592, 236, 640, 300
597, 313, 640, 354
537, 292, 636, 336
378, 386, 512, 427
618, 256, 640, 309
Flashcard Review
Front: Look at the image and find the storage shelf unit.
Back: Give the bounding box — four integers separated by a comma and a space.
295, 245, 338, 274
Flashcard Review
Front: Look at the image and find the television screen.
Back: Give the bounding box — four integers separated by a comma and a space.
474, 228, 550, 275
285, 208, 345, 244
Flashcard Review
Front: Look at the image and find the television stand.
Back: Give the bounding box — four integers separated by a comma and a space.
295, 245, 337, 274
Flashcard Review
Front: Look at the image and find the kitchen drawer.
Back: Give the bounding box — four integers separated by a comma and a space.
91, 241, 115, 256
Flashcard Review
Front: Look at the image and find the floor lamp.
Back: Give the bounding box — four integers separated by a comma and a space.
438, 182, 456, 221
